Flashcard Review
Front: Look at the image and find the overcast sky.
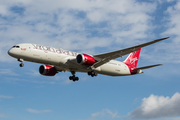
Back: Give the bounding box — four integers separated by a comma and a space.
1, 0, 180, 120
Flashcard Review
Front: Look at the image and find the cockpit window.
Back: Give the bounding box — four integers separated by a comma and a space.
12, 45, 20, 48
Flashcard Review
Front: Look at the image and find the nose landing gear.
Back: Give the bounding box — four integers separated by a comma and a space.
18, 58, 24, 67
20, 63, 24, 67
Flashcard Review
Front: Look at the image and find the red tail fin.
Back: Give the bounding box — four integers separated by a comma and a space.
123, 48, 141, 68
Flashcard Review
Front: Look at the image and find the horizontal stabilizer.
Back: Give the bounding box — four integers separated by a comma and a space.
133, 64, 162, 71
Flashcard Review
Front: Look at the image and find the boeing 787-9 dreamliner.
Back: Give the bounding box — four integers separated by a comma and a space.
8, 37, 169, 81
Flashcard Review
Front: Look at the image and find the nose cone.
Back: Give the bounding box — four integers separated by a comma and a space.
8, 49, 13, 56
8, 48, 17, 57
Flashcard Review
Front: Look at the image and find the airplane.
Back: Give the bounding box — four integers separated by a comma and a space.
8, 37, 169, 82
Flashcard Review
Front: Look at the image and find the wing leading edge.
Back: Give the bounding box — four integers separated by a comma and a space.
91, 37, 170, 69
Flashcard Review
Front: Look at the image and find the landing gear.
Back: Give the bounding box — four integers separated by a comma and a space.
69, 75, 79, 81
18, 58, 24, 67
88, 71, 98, 77
19, 63, 24, 67
69, 71, 79, 82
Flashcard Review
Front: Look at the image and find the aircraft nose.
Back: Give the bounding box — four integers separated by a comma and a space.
8, 49, 12, 56
8, 48, 14, 56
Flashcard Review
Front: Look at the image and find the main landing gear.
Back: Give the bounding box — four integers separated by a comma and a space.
69, 71, 79, 82
88, 71, 98, 77
18, 58, 24, 67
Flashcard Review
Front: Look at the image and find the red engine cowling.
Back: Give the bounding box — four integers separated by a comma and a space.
76, 54, 95, 66
39, 65, 57, 76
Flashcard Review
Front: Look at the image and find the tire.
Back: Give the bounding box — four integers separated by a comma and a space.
75, 77, 79, 81
94, 72, 98, 76
69, 76, 73, 80
88, 72, 91, 75
20, 63, 24, 67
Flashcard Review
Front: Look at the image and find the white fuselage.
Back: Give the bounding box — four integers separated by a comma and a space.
8, 43, 132, 76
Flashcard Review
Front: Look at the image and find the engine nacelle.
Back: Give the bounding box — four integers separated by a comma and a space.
76, 54, 95, 66
39, 65, 57, 76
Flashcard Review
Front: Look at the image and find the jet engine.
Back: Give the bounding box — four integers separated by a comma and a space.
39, 65, 57, 76
76, 54, 95, 66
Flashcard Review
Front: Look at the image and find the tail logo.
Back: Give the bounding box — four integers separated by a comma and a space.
129, 54, 138, 66
124, 48, 141, 68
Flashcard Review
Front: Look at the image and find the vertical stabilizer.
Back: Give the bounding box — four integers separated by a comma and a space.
123, 48, 141, 68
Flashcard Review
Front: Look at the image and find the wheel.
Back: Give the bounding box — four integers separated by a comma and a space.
75, 77, 79, 81
94, 72, 98, 76
20, 63, 24, 67
88, 72, 91, 75
91, 74, 94, 77
70, 75, 76, 81
69, 76, 73, 80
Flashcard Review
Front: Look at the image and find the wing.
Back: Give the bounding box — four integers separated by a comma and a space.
91, 37, 169, 69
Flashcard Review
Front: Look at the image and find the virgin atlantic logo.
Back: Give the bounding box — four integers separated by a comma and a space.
129, 54, 138, 65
